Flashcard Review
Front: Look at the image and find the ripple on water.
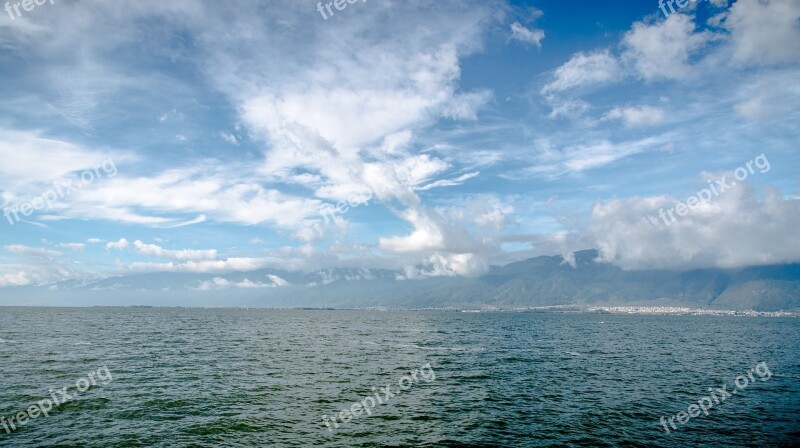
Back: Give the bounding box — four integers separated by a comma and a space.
0, 309, 797, 447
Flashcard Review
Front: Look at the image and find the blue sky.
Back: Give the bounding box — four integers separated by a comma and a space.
0, 0, 799, 289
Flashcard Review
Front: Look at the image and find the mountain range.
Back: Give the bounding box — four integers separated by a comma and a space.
3, 250, 799, 310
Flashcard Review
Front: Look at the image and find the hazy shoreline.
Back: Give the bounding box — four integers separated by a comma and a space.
1, 304, 797, 317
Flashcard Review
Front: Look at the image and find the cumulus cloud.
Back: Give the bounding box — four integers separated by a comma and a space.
133, 240, 218, 261
266, 274, 289, 287
105, 238, 129, 250
401, 252, 489, 279
0, 246, 89, 287
379, 209, 448, 254
0, 271, 30, 287
589, 180, 800, 270
378, 205, 483, 255
622, 14, 714, 81
439, 195, 513, 232
539, 50, 623, 120
724, 0, 800, 66
1, 0, 796, 289
0, 0, 497, 248
194, 274, 289, 291
376, 194, 510, 278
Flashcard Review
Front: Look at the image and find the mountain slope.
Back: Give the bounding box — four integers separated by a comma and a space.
3, 250, 799, 310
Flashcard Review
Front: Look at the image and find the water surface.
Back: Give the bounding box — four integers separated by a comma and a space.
0, 308, 798, 447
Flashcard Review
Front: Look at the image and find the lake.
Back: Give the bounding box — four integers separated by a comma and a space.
0, 308, 798, 447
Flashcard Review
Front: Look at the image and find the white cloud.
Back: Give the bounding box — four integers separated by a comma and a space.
0, 245, 91, 287
215, 3, 497, 248
379, 208, 448, 254
358, 155, 449, 206
590, 181, 800, 270
378, 203, 492, 277
441, 90, 493, 120
732, 70, 800, 121
469, 197, 513, 231
0, 129, 122, 192
129, 257, 278, 274
266, 274, 289, 287
58, 243, 86, 252
561, 251, 578, 268
3, 0, 795, 287
734, 97, 766, 120
194, 274, 289, 290
194, 277, 231, 291
541, 50, 622, 94
156, 215, 207, 229
510, 22, 545, 48
242, 43, 470, 153
547, 98, 591, 120
603, 105, 665, 127
401, 253, 488, 279
68, 167, 323, 229
0, 0, 503, 256
294, 223, 325, 243
440, 195, 513, 232
526, 136, 666, 177
418, 172, 480, 191
4, 245, 62, 257
106, 238, 130, 250
724, 0, 800, 66
133, 240, 218, 261
622, 14, 714, 81
220, 131, 239, 145
0, 271, 30, 287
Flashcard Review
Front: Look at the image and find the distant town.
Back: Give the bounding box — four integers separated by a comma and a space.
454, 305, 799, 317
276, 304, 800, 317
584, 306, 798, 317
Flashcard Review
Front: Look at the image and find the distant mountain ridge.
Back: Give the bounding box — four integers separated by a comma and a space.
4, 250, 799, 310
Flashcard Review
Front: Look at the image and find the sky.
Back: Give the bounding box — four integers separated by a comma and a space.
0, 0, 799, 290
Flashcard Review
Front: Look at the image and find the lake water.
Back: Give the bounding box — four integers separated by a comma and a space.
0, 308, 798, 447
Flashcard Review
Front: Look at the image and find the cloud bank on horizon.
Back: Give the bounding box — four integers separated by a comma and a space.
0, 0, 799, 290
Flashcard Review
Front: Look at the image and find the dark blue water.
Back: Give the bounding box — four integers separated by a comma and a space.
0, 308, 798, 447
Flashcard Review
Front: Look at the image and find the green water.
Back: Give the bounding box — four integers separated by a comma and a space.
0, 308, 798, 447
